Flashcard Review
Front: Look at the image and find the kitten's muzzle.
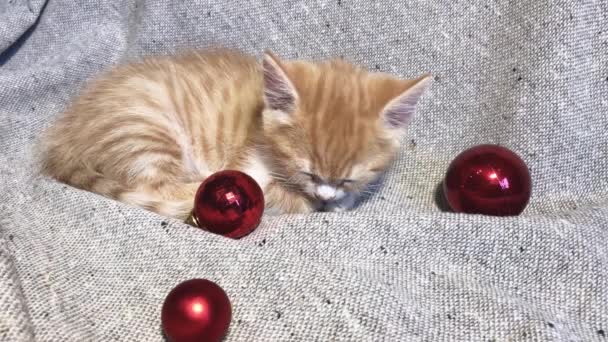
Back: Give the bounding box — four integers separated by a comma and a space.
315, 184, 338, 201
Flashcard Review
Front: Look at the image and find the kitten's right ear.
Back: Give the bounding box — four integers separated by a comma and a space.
380, 74, 432, 130
262, 51, 298, 116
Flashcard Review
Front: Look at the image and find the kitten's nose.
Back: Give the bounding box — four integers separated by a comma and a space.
316, 184, 337, 201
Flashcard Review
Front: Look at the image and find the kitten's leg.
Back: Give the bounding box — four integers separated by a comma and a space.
264, 181, 315, 215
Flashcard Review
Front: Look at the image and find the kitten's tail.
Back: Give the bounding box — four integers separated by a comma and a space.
116, 182, 201, 220
45, 161, 199, 220
38, 136, 199, 220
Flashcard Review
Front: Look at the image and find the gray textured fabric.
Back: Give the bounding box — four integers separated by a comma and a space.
1, 0, 607, 341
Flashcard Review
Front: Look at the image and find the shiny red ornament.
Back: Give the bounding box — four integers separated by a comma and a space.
189, 170, 264, 239
443, 144, 531, 216
161, 279, 232, 342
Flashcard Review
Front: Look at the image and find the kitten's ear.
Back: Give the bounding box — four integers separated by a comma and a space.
262, 51, 298, 115
380, 74, 432, 130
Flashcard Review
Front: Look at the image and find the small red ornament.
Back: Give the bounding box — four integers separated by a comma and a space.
443, 144, 531, 216
187, 170, 264, 239
161, 279, 232, 342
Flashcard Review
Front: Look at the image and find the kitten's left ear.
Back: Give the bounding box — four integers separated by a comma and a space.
262, 51, 299, 115
381, 74, 432, 130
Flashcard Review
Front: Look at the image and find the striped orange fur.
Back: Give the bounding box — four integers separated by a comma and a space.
40, 48, 430, 219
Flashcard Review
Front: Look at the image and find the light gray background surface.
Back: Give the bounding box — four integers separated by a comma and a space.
1, 0, 607, 341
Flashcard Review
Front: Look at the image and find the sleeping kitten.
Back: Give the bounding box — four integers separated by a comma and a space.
40, 48, 430, 219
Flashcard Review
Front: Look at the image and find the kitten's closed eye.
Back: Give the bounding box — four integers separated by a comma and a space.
337, 179, 355, 186
301, 172, 354, 187
301, 172, 322, 183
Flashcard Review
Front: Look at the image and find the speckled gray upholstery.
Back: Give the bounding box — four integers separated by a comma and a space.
1, 1, 607, 341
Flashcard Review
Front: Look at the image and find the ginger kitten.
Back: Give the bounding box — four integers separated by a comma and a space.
41, 48, 430, 219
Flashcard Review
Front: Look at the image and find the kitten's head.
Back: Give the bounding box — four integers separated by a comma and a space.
260, 51, 431, 210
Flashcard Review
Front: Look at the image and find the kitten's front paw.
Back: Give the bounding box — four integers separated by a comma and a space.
263, 206, 283, 216
324, 194, 357, 213
264, 184, 316, 215
265, 200, 314, 215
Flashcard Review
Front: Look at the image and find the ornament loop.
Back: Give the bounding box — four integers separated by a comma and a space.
185, 210, 200, 228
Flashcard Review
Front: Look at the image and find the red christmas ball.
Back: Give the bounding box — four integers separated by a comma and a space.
191, 170, 264, 239
443, 144, 531, 216
161, 279, 232, 342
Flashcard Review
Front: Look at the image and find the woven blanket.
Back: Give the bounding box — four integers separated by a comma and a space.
1, 0, 607, 341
